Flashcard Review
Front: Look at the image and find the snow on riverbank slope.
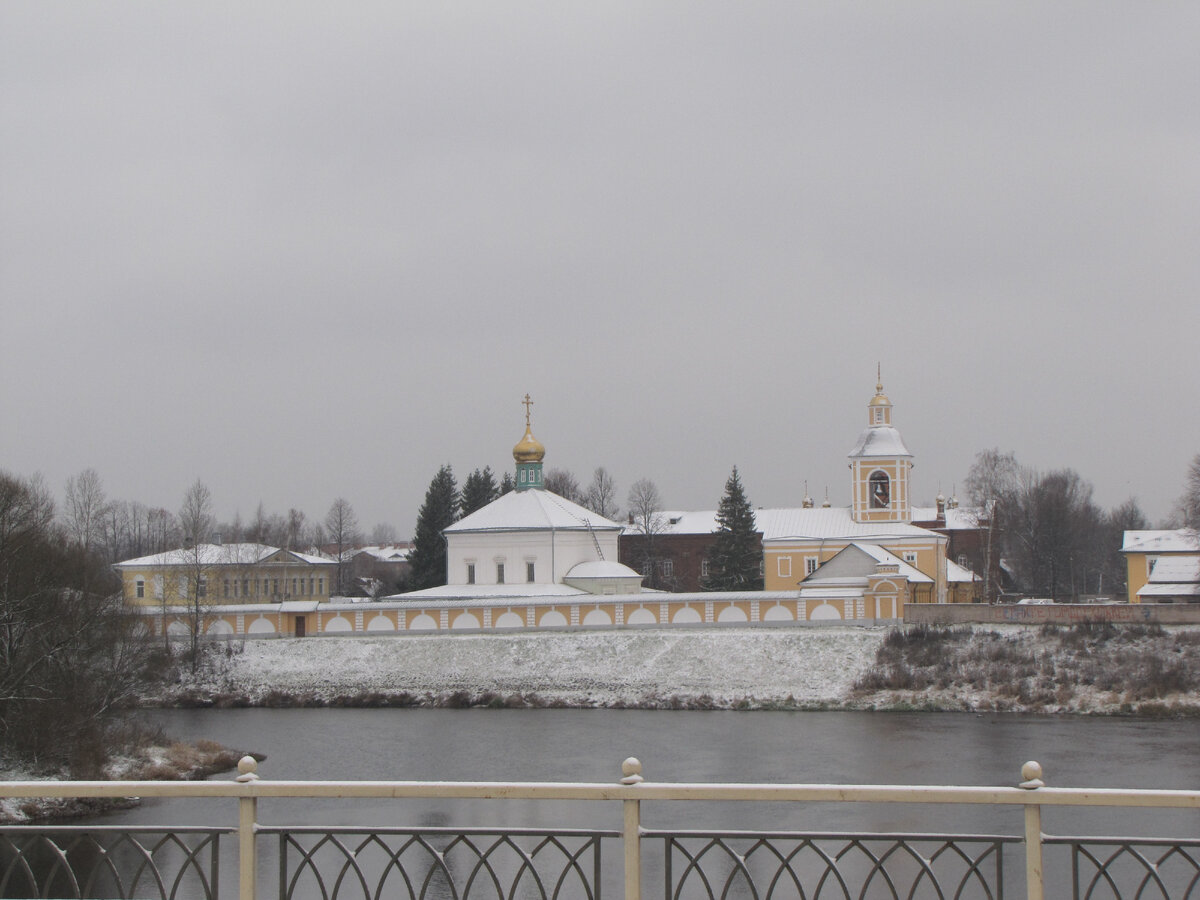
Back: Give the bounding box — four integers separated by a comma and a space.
176, 627, 888, 707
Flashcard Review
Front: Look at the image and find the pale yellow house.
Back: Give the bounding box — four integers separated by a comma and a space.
115, 543, 337, 637
1122, 529, 1200, 603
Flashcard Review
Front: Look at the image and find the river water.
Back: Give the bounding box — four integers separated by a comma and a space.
92, 707, 1200, 841
44, 708, 1200, 898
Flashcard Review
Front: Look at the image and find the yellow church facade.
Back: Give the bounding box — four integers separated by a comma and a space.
761, 378, 953, 613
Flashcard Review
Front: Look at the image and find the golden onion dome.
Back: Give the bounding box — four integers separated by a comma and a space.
513, 425, 545, 463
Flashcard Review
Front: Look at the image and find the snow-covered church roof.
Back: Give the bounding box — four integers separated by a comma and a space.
446, 489, 622, 534
848, 424, 911, 459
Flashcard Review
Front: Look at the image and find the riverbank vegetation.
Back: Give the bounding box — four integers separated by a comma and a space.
852, 623, 1200, 715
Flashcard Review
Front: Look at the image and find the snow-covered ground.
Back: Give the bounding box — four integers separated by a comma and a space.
177, 627, 890, 707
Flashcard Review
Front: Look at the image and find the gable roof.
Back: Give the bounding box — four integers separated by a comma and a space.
1122, 529, 1200, 553
802, 543, 932, 584
624, 506, 944, 543
114, 543, 334, 568
445, 489, 622, 534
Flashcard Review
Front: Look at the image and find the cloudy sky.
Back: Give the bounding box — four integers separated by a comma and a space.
2, 3, 1197, 537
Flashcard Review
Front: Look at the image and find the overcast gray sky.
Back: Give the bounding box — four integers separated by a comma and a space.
2, 2, 1197, 537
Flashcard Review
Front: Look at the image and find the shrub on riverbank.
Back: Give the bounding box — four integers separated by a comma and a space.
852, 623, 1200, 714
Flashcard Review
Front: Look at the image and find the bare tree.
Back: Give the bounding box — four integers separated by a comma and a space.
284, 508, 307, 550
964, 449, 1019, 602
178, 479, 214, 669
63, 468, 110, 556
1178, 453, 1200, 528
324, 498, 361, 596
1003, 467, 1104, 600
370, 522, 398, 544
626, 478, 667, 588
583, 467, 620, 520
544, 468, 581, 503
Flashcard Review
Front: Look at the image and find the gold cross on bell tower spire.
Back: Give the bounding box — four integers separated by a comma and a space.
522, 393, 534, 427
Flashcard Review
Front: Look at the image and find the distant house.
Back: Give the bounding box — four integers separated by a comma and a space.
347, 543, 413, 596
114, 543, 337, 637
1122, 530, 1200, 603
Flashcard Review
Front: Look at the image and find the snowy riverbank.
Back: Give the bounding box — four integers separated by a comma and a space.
158, 623, 1200, 715
165, 627, 887, 709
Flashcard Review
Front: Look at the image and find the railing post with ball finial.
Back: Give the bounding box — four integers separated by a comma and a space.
1019, 760, 1045, 900
621, 757, 643, 900
236, 755, 260, 900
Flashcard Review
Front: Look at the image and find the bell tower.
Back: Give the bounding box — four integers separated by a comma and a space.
848, 370, 913, 524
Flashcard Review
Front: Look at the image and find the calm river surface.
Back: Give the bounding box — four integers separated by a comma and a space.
93, 707, 1200, 838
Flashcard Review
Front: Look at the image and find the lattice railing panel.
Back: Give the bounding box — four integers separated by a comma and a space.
1047, 836, 1200, 899
270, 826, 613, 900
658, 830, 1014, 900
0, 826, 226, 900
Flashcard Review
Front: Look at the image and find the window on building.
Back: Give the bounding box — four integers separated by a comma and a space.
958, 554, 968, 569
497, 563, 505, 584
318, 578, 325, 594
467, 563, 475, 584
242, 578, 249, 597
526, 562, 535, 582
223, 579, 230, 598
135, 579, 145, 599
778, 557, 792, 578
661, 559, 673, 577
759, 560, 765, 576
308, 577, 314, 595
701, 559, 710, 577
292, 577, 298, 596
904, 552, 918, 565
197, 577, 207, 599
805, 557, 819, 575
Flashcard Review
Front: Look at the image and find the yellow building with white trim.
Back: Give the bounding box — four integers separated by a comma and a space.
761, 378, 952, 616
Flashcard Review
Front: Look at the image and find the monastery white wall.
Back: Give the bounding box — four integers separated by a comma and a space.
447, 530, 617, 585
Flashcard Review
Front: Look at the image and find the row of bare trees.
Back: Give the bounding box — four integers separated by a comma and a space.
963, 449, 1164, 602
0, 470, 156, 771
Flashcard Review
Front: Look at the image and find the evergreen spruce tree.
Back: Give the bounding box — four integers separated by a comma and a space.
499, 472, 515, 495
407, 465, 459, 590
702, 466, 763, 591
460, 466, 499, 517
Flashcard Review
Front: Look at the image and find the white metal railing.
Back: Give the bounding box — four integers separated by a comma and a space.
3, 757, 1200, 899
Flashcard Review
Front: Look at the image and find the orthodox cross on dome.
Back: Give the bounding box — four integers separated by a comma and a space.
523, 393, 534, 427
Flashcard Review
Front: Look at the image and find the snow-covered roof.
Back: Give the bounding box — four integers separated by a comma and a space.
372, 589, 800, 610
388, 583, 591, 601
1122, 529, 1200, 553
1138, 584, 1200, 598
625, 507, 943, 543
446, 489, 622, 534
848, 425, 911, 459
566, 560, 641, 579
1147, 556, 1200, 584
353, 545, 411, 562
845, 543, 933, 583
946, 558, 980, 583
911, 507, 982, 530
761, 508, 943, 543
115, 543, 335, 568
